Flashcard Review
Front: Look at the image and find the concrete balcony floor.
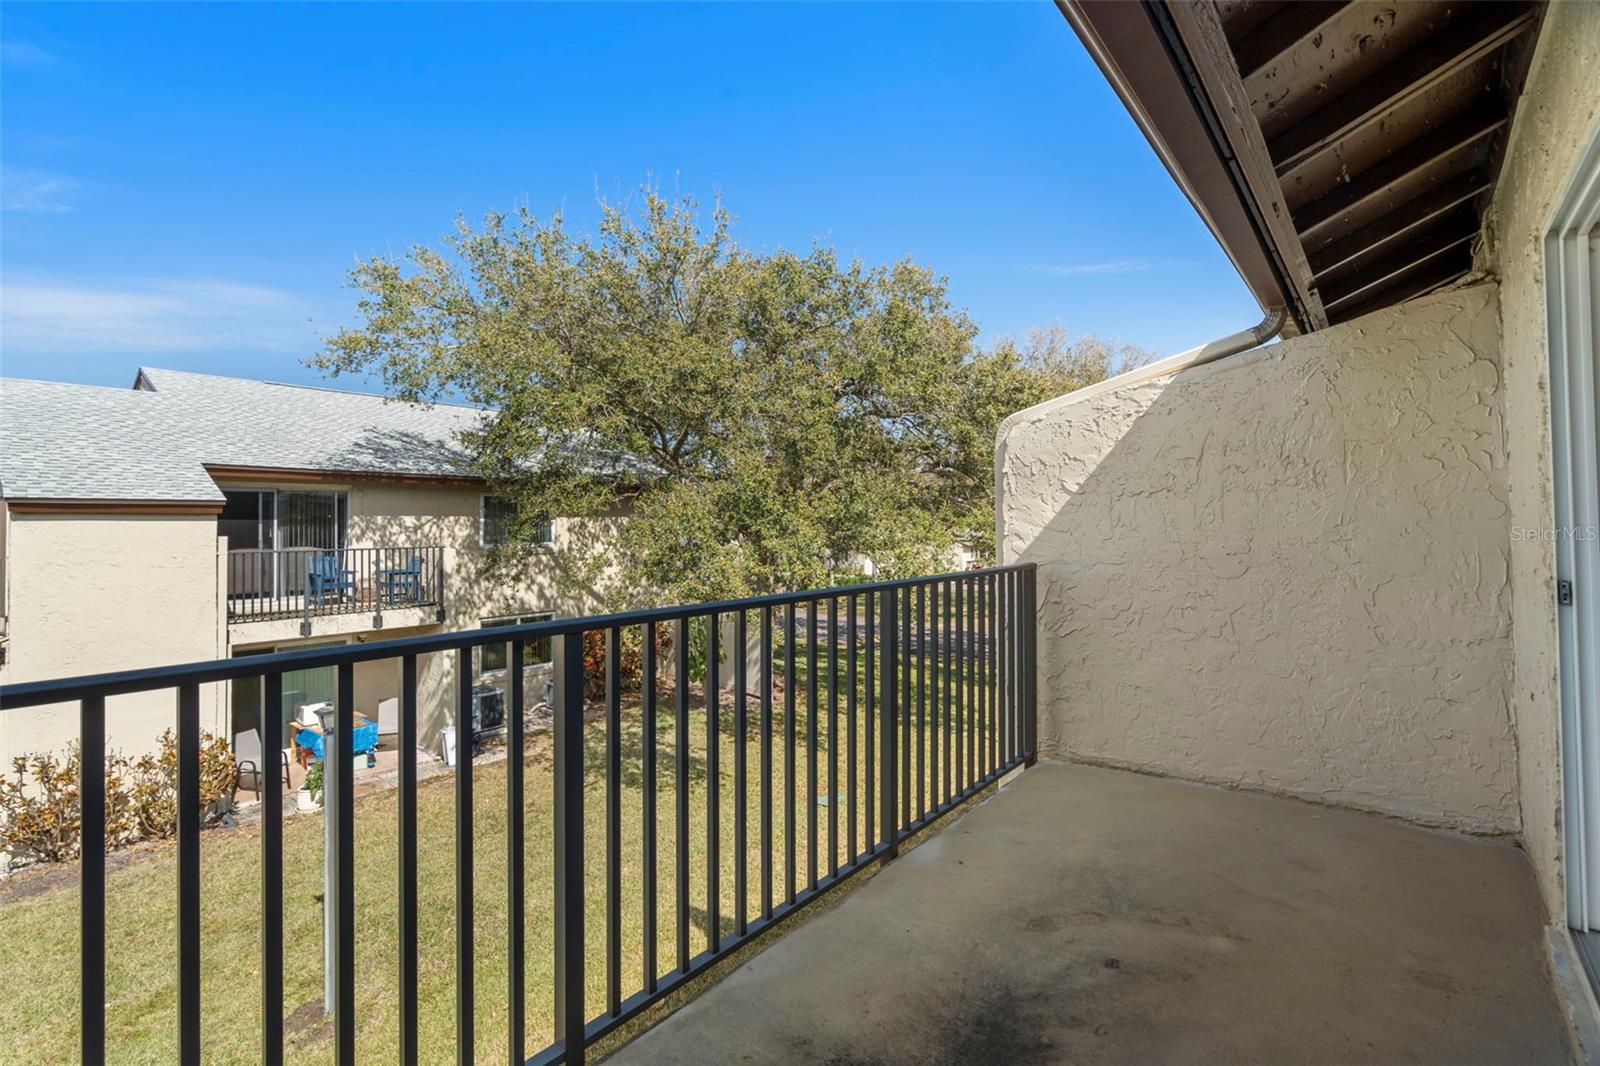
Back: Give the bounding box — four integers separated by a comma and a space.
611, 761, 1571, 1065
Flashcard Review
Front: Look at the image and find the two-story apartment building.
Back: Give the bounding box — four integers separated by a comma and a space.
0, 366, 622, 767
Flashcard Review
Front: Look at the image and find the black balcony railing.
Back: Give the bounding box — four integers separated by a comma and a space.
225, 545, 445, 630
0, 563, 1037, 1066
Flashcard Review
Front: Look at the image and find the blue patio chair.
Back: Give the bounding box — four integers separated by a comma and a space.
382, 555, 424, 605
306, 553, 356, 607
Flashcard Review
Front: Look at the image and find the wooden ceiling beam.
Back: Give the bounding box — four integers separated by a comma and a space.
1320, 220, 1477, 313
1294, 104, 1506, 244
1230, 0, 1349, 79
1269, 2, 1535, 176
1327, 253, 1473, 324
1308, 171, 1492, 280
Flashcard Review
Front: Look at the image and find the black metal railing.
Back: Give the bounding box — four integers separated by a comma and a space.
0, 563, 1037, 1066
225, 545, 445, 630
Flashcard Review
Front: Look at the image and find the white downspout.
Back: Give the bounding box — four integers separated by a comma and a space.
993, 308, 1286, 562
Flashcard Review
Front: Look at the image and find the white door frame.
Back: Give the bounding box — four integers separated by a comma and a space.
1551, 119, 1600, 931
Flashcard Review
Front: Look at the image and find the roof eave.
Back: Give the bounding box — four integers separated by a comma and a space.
1058, 0, 1319, 335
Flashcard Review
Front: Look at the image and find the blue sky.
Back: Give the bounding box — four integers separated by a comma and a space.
1, 2, 1257, 391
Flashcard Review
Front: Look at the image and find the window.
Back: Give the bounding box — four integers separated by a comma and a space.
479, 612, 555, 673
479, 494, 553, 549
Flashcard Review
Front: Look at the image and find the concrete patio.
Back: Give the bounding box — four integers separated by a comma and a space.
611, 761, 1572, 1066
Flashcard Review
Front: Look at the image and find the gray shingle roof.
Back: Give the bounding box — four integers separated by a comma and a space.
0, 367, 488, 503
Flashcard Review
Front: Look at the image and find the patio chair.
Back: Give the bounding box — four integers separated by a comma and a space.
376, 697, 400, 742
306, 553, 356, 607
382, 555, 424, 604
234, 728, 291, 797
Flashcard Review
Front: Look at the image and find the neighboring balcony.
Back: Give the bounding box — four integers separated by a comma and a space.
224, 545, 446, 635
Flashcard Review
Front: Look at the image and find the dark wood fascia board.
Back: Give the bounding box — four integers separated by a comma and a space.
1163, 0, 1329, 330
202, 464, 486, 487
3, 498, 226, 515
1058, 0, 1299, 330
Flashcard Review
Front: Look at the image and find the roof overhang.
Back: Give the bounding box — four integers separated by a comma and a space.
3, 498, 225, 515
203, 463, 485, 487
1060, 0, 1543, 332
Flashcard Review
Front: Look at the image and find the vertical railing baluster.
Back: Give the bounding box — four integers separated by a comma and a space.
900, 587, 911, 831
928, 584, 939, 811
642, 622, 658, 995
508, 640, 527, 1062
605, 627, 622, 1017
733, 610, 748, 937
826, 596, 838, 877
879, 586, 899, 861
968, 575, 979, 784
916, 583, 926, 820
972, 573, 985, 781
399, 654, 419, 1065
992, 572, 1001, 773
945, 579, 954, 800
954, 579, 965, 793
784, 606, 797, 905
261, 674, 283, 1066
998, 572, 1009, 769
1024, 565, 1039, 766
553, 632, 587, 1066
846, 592, 858, 864
706, 612, 721, 953
864, 591, 875, 852
177, 683, 201, 1066
454, 649, 473, 1065
81, 695, 106, 1066
760, 607, 774, 920
674, 618, 690, 974
806, 600, 818, 891
1015, 568, 1024, 765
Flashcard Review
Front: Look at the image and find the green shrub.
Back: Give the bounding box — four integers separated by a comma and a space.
0, 730, 237, 867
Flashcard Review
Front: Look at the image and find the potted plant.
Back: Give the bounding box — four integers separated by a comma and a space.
297, 760, 323, 813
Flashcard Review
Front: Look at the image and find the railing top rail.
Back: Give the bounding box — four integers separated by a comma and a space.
1, 563, 1036, 710
224, 545, 448, 553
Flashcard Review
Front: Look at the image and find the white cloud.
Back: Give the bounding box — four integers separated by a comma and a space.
1031, 259, 1164, 277
1, 41, 57, 70
3, 170, 78, 213
1, 277, 318, 354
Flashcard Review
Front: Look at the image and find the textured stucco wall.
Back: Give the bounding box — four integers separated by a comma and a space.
0, 514, 227, 765
1482, 2, 1600, 917
998, 284, 1518, 833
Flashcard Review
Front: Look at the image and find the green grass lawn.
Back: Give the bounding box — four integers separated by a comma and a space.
0, 641, 1010, 1065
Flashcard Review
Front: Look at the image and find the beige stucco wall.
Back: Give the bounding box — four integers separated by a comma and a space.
998, 283, 1518, 833
1481, 1, 1600, 917
0, 513, 227, 765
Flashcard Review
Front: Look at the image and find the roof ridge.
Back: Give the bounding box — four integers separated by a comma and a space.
137, 365, 485, 410
2, 376, 169, 397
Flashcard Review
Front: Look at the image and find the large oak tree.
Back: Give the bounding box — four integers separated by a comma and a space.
316, 190, 1138, 607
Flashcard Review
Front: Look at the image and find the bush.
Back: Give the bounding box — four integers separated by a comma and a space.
0, 730, 237, 866
581, 627, 644, 700
125, 730, 238, 841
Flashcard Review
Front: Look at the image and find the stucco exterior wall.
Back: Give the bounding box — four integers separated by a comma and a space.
998, 284, 1518, 834
0, 514, 227, 764
1481, 1, 1600, 917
